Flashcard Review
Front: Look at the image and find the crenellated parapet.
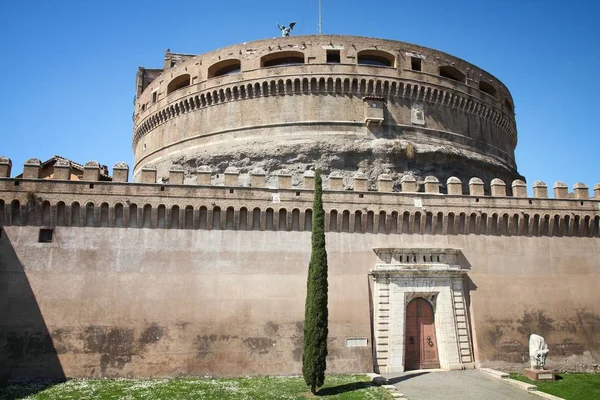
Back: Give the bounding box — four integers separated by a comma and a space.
1, 157, 599, 238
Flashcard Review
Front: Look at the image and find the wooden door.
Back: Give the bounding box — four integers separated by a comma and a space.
404, 298, 440, 370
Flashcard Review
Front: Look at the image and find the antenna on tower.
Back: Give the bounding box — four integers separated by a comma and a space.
318, 0, 322, 34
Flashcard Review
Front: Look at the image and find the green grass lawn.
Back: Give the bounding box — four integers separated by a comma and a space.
509, 373, 600, 400
0, 375, 393, 400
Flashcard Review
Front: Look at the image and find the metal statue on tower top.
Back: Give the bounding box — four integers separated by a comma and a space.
278, 22, 296, 37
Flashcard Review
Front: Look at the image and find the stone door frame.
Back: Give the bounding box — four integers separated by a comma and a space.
370, 247, 475, 373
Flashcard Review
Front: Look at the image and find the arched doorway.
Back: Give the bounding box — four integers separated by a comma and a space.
404, 297, 440, 370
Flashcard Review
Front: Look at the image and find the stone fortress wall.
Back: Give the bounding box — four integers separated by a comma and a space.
132, 36, 521, 188
1, 156, 599, 379
1, 35, 599, 381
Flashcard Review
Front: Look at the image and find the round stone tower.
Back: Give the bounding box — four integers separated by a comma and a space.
132, 35, 522, 191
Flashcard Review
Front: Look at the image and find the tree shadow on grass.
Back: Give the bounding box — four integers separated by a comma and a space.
316, 381, 378, 396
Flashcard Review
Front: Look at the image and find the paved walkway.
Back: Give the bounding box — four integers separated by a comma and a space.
384, 369, 535, 400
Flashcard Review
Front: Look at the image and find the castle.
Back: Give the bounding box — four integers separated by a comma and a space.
1, 35, 598, 380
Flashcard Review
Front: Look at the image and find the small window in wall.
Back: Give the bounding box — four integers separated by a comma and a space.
261, 51, 305, 67
357, 50, 395, 67
152, 91, 157, 104
411, 57, 422, 71
208, 59, 241, 78
479, 81, 497, 97
38, 228, 53, 243
167, 74, 191, 95
326, 50, 341, 63
439, 66, 465, 83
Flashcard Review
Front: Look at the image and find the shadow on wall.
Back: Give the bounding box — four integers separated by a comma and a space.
0, 228, 65, 391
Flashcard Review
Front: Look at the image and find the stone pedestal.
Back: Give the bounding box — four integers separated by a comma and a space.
523, 368, 555, 381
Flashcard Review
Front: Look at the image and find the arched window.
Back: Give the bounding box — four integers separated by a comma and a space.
562, 215, 570, 236
252, 208, 261, 230
366, 211, 374, 233
100, 203, 109, 227
129, 204, 138, 228
375, 211, 385, 234
115, 203, 124, 227
512, 214, 520, 235
261, 51, 305, 67
342, 210, 350, 233
11, 200, 21, 226
292, 209, 300, 231
85, 203, 95, 227
479, 81, 497, 97
304, 209, 313, 231
354, 211, 362, 233
480, 213, 488, 234
458, 213, 466, 235
554, 215, 562, 236
167, 74, 190, 95
593, 216, 600, 237
425, 212, 433, 234
357, 50, 395, 67
414, 212, 422, 234
212, 206, 221, 230
199, 206, 208, 229
71, 202, 80, 227
266, 208, 274, 230
157, 205, 166, 228
390, 211, 399, 234
447, 212, 455, 234
143, 204, 152, 228
56, 201, 66, 226
184, 206, 194, 229
532, 214, 540, 236
226, 207, 235, 230
279, 208, 287, 231
439, 66, 466, 83
436, 212, 444, 234
583, 215, 591, 237
329, 210, 338, 232
239, 207, 248, 230
402, 212, 410, 234
208, 59, 241, 78
541, 215, 551, 236
469, 213, 477, 234
490, 214, 498, 235
171, 205, 180, 229
573, 215, 580, 237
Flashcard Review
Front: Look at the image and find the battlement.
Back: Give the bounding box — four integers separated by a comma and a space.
1, 157, 598, 238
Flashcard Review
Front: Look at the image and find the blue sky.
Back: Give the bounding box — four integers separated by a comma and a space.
1, 0, 598, 194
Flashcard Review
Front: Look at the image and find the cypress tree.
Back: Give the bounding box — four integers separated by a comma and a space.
302, 170, 329, 394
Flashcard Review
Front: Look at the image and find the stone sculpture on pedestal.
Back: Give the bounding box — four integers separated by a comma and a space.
529, 333, 549, 369
524, 334, 555, 381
